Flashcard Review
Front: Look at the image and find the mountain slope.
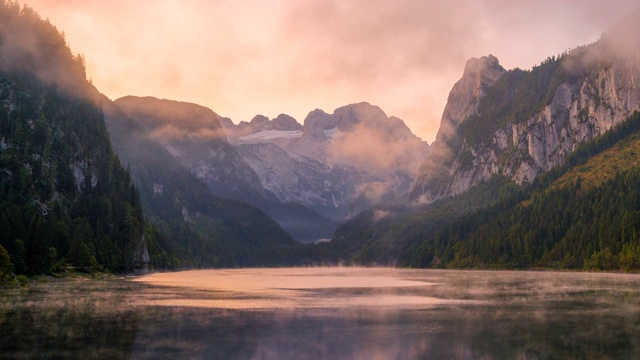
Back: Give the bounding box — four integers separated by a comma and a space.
233, 142, 359, 220
0, 2, 149, 274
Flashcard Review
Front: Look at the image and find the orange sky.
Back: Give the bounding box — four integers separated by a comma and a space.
23, 0, 639, 142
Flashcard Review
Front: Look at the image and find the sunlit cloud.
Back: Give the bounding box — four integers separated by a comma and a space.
23, 0, 639, 142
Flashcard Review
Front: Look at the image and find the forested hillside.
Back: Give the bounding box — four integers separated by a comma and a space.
0, 2, 149, 275
312, 175, 518, 265
411, 112, 640, 271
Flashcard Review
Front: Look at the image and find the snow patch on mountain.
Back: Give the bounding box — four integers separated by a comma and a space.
324, 127, 344, 139
239, 130, 303, 142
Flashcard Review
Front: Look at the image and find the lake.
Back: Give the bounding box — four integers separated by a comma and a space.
1, 268, 640, 359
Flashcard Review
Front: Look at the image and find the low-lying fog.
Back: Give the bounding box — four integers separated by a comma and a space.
3, 268, 640, 359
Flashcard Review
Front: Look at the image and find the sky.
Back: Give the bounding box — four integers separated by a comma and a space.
23, 0, 639, 143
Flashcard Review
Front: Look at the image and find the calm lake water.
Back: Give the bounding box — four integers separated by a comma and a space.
1, 268, 640, 359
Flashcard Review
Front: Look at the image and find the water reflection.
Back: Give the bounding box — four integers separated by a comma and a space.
1, 268, 639, 359
133, 268, 482, 309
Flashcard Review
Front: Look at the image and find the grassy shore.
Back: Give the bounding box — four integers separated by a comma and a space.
1, 271, 124, 289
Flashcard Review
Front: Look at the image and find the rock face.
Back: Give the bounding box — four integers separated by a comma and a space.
412, 55, 506, 202
412, 13, 640, 202
452, 57, 640, 189
436, 55, 506, 145
229, 102, 430, 219
234, 142, 367, 219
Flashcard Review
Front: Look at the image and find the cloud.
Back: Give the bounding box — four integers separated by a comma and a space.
358, 182, 393, 204
372, 209, 391, 222
114, 96, 227, 141
147, 123, 225, 142
275, 0, 639, 141
327, 121, 427, 175
23, 0, 640, 142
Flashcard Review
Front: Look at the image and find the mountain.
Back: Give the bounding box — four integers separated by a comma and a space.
112, 96, 336, 242
319, 9, 640, 271
233, 142, 360, 219
115, 97, 429, 242
412, 10, 640, 203
227, 103, 430, 220
102, 99, 298, 267
0, 2, 149, 274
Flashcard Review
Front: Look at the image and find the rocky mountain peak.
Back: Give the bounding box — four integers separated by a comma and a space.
302, 109, 338, 137
250, 115, 270, 127
232, 101, 429, 221
333, 102, 388, 131
463, 54, 502, 77
272, 114, 303, 131
303, 102, 395, 136
226, 113, 302, 138
435, 55, 506, 144
218, 117, 235, 133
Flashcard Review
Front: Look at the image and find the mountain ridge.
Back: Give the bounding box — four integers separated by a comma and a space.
228, 102, 430, 220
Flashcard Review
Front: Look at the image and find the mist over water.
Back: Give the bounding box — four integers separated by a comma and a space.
133, 268, 481, 310
2, 268, 640, 359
